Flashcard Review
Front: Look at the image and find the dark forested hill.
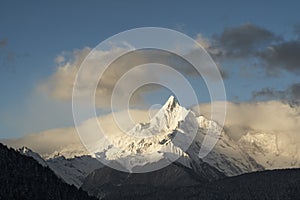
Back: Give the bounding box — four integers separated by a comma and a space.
82, 167, 300, 200
0, 143, 96, 200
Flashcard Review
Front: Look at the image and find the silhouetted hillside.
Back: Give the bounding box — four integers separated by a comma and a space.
0, 143, 96, 200
84, 168, 300, 200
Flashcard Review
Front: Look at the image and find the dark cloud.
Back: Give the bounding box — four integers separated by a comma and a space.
252, 87, 285, 100
208, 24, 300, 77
213, 24, 279, 58
259, 41, 300, 75
290, 83, 300, 99
252, 83, 300, 105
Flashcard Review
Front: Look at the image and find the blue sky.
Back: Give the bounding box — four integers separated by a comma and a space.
1, 0, 300, 138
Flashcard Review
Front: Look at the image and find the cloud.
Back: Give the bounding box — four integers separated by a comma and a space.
195, 33, 222, 57
38, 45, 223, 108
252, 87, 285, 99
213, 24, 279, 58
54, 55, 65, 65
252, 83, 300, 105
259, 41, 300, 75
1, 126, 82, 156
194, 25, 284, 78
2, 109, 153, 157
38, 47, 165, 108
38, 47, 91, 101
194, 34, 228, 79
193, 101, 300, 145
200, 24, 300, 77
290, 83, 300, 99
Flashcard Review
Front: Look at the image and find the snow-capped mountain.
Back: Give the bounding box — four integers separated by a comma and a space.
93, 96, 196, 172
18, 95, 267, 189
239, 131, 300, 169
91, 96, 262, 176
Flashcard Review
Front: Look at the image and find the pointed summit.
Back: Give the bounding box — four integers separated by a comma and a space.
130, 96, 190, 136
162, 95, 179, 112
149, 96, 189, 132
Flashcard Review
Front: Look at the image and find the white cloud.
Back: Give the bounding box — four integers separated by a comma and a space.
193, 101, 300, 142
38, 47, 179, 109
54, 55, 65, 65
2, 109, 153, 157
38, 47, 91, 101
2, 126, 81, 156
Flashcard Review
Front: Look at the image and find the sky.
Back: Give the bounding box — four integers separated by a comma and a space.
1, 0, 300, 138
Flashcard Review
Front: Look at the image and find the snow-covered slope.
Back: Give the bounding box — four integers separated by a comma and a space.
47, 155, 103, 188
239, 131, 300, 169
191, 117, 263, 176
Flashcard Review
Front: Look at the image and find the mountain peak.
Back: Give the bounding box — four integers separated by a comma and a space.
130, 96, 189, 137
162, 95, 179, 111
149, 96, 189, 133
